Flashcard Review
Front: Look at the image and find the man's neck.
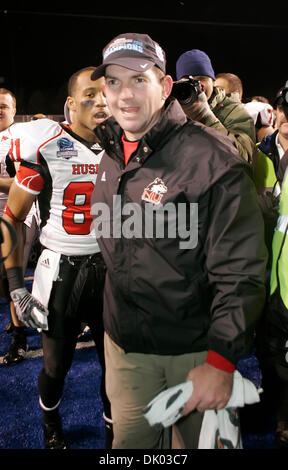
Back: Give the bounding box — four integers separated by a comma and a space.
278, 132, 288, 153
69, 123, 97, 143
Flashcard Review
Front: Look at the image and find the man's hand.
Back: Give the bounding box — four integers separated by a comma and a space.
10, 287, 49, 330
182, 362, 233, 415
181, 91, 218, 126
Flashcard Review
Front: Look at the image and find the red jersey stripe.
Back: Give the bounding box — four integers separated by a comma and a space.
37, 128, 63, 164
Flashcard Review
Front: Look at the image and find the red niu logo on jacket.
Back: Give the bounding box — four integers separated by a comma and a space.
141, 177, 167, 205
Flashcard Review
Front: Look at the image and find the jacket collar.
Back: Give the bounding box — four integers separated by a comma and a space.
95, 97, 187, 162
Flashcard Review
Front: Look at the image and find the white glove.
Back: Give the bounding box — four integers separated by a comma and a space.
142, 381, 193, 428
10, 287, 49, 330
181, 91, 218, 126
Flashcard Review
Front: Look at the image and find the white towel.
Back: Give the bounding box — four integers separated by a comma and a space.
198, 370, 262, 449
143, 370, 262, 449
32, 248, 61, 331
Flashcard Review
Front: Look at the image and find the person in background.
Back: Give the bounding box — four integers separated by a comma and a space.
31, 113, 47, 120
254, 83, 288, 193
175, 49, 256, 163
90, 32, 267, 449
0, 88, 38, 365
1, 68, 112, 449
215, 72, 243, 101
252, 96, 270, 104
253, 83, 288, 448
244, 101, 274, 142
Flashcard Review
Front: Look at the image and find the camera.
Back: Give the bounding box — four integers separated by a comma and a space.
171, 76, 202, 105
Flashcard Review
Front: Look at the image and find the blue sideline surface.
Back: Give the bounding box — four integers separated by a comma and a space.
0, 270, 277, 449
0, 270, 105, 449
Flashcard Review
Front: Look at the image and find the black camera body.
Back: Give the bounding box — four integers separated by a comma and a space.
172, 76, 202, 105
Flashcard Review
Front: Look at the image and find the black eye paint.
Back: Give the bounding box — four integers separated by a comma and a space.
81, 100, 96, 107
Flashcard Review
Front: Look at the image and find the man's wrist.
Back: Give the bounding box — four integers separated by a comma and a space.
206, 350, 235, 373
6, 266, 25, 292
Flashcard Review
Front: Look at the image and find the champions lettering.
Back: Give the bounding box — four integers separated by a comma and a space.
72, 164, 99, 175
104, 39, 143, 59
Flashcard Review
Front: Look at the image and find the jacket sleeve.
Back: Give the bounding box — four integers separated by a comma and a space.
204, 164, 267, 365
209, 119, 257, 164
208, 98, 257, 163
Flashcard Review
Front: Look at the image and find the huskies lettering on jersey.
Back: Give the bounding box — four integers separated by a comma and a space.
72, 164, 99, 175
57, 138, 78, 159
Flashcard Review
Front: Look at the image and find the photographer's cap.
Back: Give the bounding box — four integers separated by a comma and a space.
91, 33, 166, 80
176, 49, 216, 81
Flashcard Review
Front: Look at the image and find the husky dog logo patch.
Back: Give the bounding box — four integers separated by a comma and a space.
141, 177, 167, 205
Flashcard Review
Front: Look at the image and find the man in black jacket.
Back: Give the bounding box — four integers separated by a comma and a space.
90, 32, 267, 449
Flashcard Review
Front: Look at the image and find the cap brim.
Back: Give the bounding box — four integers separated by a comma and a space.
91, 57, 156, 80
91, 65, 107, 80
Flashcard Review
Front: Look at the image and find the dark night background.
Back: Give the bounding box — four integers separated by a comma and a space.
1, 2, 287, 115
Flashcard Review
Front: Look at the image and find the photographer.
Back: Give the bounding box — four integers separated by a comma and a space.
175, 49, 256, 163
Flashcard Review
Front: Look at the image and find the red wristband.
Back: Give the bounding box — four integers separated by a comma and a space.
206, 350, 235, 373
3, 204, 25, 223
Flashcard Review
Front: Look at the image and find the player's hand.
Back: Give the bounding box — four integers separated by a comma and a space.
10, 287, 49, 330
182, 362, 233, 414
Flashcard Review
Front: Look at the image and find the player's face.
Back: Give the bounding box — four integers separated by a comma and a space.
103, 65, 173, 141
69, 71, 110, 131
0, 93, 16, 132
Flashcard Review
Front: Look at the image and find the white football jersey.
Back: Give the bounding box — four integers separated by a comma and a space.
9, 119, 104, 256
0, 124, 21, 215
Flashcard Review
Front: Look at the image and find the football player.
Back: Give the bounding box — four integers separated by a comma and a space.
0, 88, 38, 365
1, 67, 112, 449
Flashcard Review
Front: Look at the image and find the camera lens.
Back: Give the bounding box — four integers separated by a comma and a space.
172, 81, 198, 105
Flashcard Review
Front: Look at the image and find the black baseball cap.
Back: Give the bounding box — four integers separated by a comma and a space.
91, 33, 166, 80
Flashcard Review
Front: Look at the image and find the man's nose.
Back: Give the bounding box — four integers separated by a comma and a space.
95, 93, 108, 108
119, 85, 134, 100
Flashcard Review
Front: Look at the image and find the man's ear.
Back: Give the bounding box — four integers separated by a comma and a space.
66, 96, 76, 112
162, 75, 174, 101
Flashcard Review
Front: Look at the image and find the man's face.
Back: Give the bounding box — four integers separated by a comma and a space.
103, 65, 172, 141
215, 77, 230, 94
276, 104, 288, 139
0, 93, 16, 132
67, 70, 110, 131
193, 76, 214, 100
